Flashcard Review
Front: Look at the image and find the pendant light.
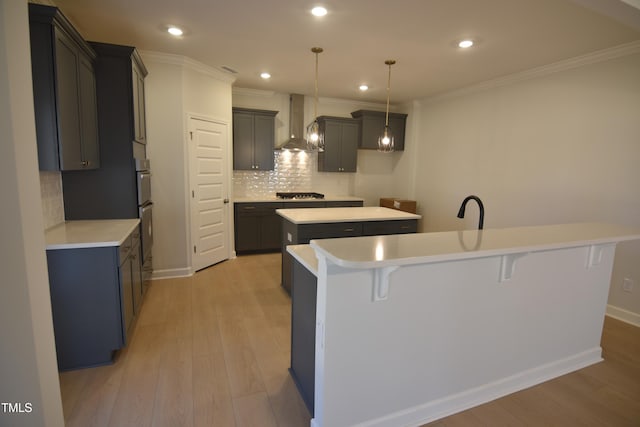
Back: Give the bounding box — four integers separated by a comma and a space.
378, 59, 396, 153
306, 47, 324, 151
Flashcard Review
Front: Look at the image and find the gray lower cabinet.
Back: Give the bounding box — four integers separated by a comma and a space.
234, 200, 364, 253
317, 116, 359, 172
350, 109, 408, 151
29, 4, 100, 171
233, 108, 278, 171
234, 202, 284, 253
280, 218, 417, 293
46, 230, 142, 370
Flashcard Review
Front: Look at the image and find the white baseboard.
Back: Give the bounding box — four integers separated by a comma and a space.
606, 305, 640, 327
151, 267, 193, 280
358, 348, 602, 427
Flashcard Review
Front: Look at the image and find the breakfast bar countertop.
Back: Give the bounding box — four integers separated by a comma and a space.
45, 219, 140, 250
276, 206, 421, 224
310, 222, 640, 269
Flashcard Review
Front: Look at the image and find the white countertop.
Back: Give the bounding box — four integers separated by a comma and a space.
276, 206, 421, 224
287, 245, 318, 276
234, 196, 364, 203
310, 222, 640, 269
45, 219, 140, 250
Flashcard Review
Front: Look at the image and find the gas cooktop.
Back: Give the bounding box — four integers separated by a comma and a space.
276, 192, 325, 200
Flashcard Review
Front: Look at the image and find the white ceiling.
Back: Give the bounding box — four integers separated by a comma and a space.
51, 0, 640, 103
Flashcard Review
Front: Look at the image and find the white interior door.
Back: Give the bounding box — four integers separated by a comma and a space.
188, 117, 229, 271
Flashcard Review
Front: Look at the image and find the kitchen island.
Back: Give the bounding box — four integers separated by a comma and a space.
287, 223, 640, 427
277, 206, 421, 293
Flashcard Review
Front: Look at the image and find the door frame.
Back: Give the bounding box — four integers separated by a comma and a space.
185, 113, 234, 275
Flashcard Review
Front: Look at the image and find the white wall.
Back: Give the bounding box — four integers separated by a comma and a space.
0, 1, 64, 425
406, 49, 640, 323
142, 52, 234, 278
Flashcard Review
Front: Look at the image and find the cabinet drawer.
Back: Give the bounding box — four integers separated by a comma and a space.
324, 200, 363, 207
299, 222, 362, 241
362, 220, 417, 236
119, 235, 133, 264
236, 202, 283, 216
285, 201, 325, 208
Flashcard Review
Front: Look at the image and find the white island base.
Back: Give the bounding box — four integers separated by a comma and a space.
289, 223, 640, 427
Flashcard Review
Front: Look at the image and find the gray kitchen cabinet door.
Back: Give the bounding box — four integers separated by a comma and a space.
317, 116, 359, 172
339, 121, 358, 172
233, 111, 256, 170
77, 53, 100, 168
233, 108, 277, 170
131, 235, 143, 315
132, 59, 147, 144
253, 114, 275, 170
29, 4, 99, 171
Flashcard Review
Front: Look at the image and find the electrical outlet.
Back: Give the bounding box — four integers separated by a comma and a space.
622, 277, 634, 293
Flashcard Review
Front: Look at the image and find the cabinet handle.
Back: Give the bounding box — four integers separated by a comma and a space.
400, 226, 410, 229
243, 206, 256, 210
81, 160, 89, 167
343, 228, 354, 232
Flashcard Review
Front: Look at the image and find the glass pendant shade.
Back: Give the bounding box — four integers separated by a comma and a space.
306, 119, 323, 152
378, 125, 394, 153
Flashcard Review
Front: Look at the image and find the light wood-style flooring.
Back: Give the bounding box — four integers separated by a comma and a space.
60, 253, 640, 426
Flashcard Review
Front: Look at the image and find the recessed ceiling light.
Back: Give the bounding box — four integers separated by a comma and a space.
311, 6, 327, 17
359, 84, 369, 91
167, 26, 183, 36
458, 39, 474, 48
260, 72, 271, 79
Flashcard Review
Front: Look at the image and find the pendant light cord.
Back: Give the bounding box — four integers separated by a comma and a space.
312, 47, 323, 120
384, 60, 395, 128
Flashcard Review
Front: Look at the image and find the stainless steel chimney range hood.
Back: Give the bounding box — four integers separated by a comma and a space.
279, 94, 310, 151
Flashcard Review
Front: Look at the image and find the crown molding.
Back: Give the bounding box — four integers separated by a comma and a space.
424, 40, 640, 105
318, 96, 391, 110
139, 50, 237, 84
232, 87, 277, 98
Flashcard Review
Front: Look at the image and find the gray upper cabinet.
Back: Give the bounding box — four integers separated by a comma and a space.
62, 43, 147, 220
131, 59, 147, 144
233, 108, 278, 171
29, 4, 100, 171
350, 110, 408, 151
317, 116, 358, 172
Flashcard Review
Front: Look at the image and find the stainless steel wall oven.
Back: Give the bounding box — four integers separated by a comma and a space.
136, 158, 153, 289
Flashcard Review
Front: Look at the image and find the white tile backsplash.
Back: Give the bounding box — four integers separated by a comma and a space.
233, 151, 355, 198
40, 171, 64, 229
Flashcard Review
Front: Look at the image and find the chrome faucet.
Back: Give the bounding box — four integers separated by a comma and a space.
457, 195, 484, 230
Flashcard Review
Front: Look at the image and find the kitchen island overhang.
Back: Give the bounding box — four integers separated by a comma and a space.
289, 223, 640, 427
277, 206, 421, 294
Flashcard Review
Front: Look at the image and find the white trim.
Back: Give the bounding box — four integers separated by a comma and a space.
151, 267, 193, 280
606, 305, 640, 327
318, 95, 391, 110
354, 348, 602, 427
424, 40, 640, 104
232, 87, 276, 97
139, 50, 237, 84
